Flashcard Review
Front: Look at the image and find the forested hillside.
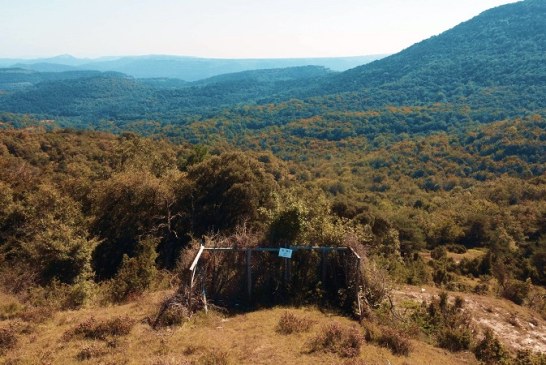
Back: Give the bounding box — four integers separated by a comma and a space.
1, 1, 545, 139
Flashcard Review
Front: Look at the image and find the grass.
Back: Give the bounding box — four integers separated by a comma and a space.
420, 247, 486, 264
0, 289, 481, 365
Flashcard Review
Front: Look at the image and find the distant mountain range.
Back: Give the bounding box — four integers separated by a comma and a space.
0, 0, 544, 141
0, 54, 386, 81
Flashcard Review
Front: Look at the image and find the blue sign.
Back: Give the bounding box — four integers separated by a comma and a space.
278, 248, 293, 259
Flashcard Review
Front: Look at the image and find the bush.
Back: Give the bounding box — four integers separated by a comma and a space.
64, 316, 135, 341
154, 304, 189, 328
276, 312, 314, 335
431, 246, 447, 260
410, 292, 474, 352
514, 349, 546, 365
501, 279, 530, 305
0, 326, 17, 355
76, 344, 106, 361
306, 322, 363, 358
0, 298, 24, 321
474, 282, 489, 295
362, 321, 382, 342
377, 327, 411, 356
473, 329, 509, 365
437, 327, 472, 352
110, 237, 158, 303
197, 348, 231, 365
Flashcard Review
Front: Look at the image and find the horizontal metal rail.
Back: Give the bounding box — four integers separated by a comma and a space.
203, 246, 352, 252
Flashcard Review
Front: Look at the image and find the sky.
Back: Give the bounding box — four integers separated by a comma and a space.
0, 0, 519, 59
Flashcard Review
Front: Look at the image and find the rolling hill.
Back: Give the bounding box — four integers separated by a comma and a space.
0, 0, 544, 137
311, 0, 546, 111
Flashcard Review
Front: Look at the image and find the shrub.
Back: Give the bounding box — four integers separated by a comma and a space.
362, 321, 382, 342
436, 327, 472, 352
514, 349, 546, 365
276, 312, 314, 335
360, 259, 391, 310
110, 237, 158, 303
474, 282, 489, 295
76, 344, 106, 361
154, 304, 189, 328
432, 266, 454, 286
410, 292, 474, 352
0, 327, 17, 355
306, 322, 363, 358
64, 316, 135, 341
431, 246, 447, 260
473, 329, 509, 365
501, 279, 530, 305
377, 327, 411, 356
197, 348, 231, 365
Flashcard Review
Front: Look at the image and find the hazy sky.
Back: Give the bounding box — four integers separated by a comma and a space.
0, 0, 519, 59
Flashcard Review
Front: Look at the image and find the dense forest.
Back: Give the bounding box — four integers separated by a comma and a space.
1, 114, 545, 301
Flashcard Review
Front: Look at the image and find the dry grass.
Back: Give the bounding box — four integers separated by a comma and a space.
0, 288, 480, 365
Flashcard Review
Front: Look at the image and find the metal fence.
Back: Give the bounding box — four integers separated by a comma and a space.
188, 245, 363, 316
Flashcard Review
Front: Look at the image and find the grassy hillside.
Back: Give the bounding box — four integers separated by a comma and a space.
3, 284, 546, 364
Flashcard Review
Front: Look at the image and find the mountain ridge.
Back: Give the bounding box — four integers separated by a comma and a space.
0, 54, 386, 81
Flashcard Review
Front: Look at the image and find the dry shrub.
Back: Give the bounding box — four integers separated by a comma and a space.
376, 327, 411, 356
155, 304, 190, 328
276, 311, 315, 335
0, 326, 18, 355
64, 316, 135, 341
306, 321, 363, 358
17, 306, 53, 324
360, 259, 391, 310
76, 343, 107, 361
362, 321, 411, 356
361, 321, 381, 342
0, 297, 24, 321
197, 348, 231, 365
514, 349, 546, 365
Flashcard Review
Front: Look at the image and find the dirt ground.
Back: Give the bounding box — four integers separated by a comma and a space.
392, 285, 546, 353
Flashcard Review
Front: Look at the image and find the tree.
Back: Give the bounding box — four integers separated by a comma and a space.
186, 152, 278, 235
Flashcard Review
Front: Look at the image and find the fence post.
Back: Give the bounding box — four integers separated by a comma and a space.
246, 249, 252, 302
321, 248, 327, 284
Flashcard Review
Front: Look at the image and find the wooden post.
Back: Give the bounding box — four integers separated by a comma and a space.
246, 249, 252, 302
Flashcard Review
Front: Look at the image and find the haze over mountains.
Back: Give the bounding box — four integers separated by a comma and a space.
0, 54, 385, 81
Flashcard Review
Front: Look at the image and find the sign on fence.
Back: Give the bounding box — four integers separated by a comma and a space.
278, 248, 293, 259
